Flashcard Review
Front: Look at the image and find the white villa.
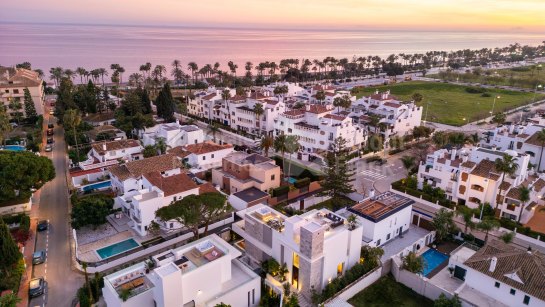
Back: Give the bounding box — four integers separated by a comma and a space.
141, 122, 204, 149
103, 234, 261, 307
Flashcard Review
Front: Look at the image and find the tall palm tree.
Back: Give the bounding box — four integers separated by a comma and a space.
274, 134, 288, 180
49, 66, 64, 87
64, 69, 75, 81
171, 59, 183, 85
64, 109, 82, 162
477, 217, 500, 242
75, 67, 87, 84
187, 62, 199, 85
207, 123, 220, 143
494, 154, 519, 210
457, 206, 476, 233
128, 73, 143, 87
535, 129, 545, 172
517, 186, 531, 223
97, 68, 108, 87
253, 103, 264, 136
400, 155, 416, 174
260, 135, 274, 157
284, 135, 300, 180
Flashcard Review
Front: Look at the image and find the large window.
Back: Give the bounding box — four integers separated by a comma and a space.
471, 184, 485, 192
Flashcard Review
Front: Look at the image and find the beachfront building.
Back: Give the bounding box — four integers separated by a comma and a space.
448, 240, 545, 307
274, 104, 366, 153
168, 141, 234, 174
347, 191, 414, 247
351, 90, 422, 140
229, 94, 286, 136
187, 88, 236, 122
0, 66, 45, 118
141, 122, 204, 149
212, 152, 281, 194
417, 146, 543, 222
232, 204, 363, 299
102, 234, 261, 307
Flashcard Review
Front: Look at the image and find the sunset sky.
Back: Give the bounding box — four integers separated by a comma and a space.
2, 0, 545, 31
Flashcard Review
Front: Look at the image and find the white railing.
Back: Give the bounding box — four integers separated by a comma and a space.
79, 159, 118, 170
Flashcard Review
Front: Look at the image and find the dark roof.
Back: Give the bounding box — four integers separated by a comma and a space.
83, 112, 115, 123
232, 187, 269, 203
464, 240, 545, 301
108, 154, 181, 181
241, 153, 271, 165
91, 139, 141, 155
348, 191, 414, 223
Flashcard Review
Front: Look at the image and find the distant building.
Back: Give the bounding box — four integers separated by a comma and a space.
169, 141, 234, 174
0, 67, 45, 118
83, 112, 116, 127
102, 234, 261, 307
78, 139, 144, 171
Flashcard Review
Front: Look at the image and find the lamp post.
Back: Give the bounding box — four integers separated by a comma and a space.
423, 101, 431, 125
533, 84, 543, 103
490, 95, 501, 116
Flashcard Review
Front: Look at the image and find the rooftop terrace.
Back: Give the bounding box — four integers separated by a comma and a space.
348, 191, 414, 222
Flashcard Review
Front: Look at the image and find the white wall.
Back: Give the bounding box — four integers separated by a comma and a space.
360, 205, 412, 247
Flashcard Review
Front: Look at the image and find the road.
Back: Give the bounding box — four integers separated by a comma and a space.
351, 153, 407, 196
29, 110, 84, 307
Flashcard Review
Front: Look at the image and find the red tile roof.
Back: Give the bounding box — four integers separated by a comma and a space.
144, 172, 198, 196
183, 141, 233, 155
306, 104, 330, 114
470, 159, 501, 181
201, 93, 217, 100
383, 102, 402, 108
323, 114, 346, 121
108, 154, 181, 181
283, 110, 305, 117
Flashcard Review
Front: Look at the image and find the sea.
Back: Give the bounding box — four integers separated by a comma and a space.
0, 22, 543, 78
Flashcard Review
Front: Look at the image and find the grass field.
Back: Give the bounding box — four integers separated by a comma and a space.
352, 81, 545, 126
347, 275, 434, 307
428, 63, 545, 89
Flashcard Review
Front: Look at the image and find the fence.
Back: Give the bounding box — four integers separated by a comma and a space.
0, 198, 32, 215
268, 181, 322, 207
323, 266, 383, 306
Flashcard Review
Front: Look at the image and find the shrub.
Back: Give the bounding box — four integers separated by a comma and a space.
272, 186, 289, 197
293, 178, 311, 189
481, 93, 491, 97
465, 87, 486, 94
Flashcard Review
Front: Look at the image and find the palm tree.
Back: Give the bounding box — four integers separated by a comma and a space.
517, 186, 531, 223
187, 62, 199, 85
477, 217, 500, 242
82, 262, 93, 303
75, 67, 87, 84
207, 123, 220, 143
494, 154, 519, 210
0, 106, 12, 145
535, 129, 545, 172
400, 155, 416, 174
97, 68, 108, 87
457, 206, 476, 233
64, 109, 82, 162
284, 135, 300, 180
128, 73, 143, 87
274, 134, 288, 180
253, 103, 264, 136
260, 135, 274, 157
171, 59, 183, 85
49, 66, 64, 87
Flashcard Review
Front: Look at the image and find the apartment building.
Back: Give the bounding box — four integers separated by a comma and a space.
274, 104, 366, 153
0, 66, 45, 117
212, 152, 281, 194
229, 95, 286, 136
233, 204, 363, 299
417, 146, 541, 222
168, 141, 234, 173
448, 240, 545, 307
141, 122, 204, 149
102, 234, 261, 307
351, 90, 422, 139
348, 191, 414, 247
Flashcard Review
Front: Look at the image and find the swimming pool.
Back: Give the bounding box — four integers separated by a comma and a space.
286, 177, 297, 184
81, 180, 111, 192
421, 249, 449, 277
1, 145, 25, 151
96, 238, 140, 259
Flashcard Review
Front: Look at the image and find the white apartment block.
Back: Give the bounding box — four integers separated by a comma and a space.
229, 94, 286, 136
233, 204, 363, 299
0, 67, 45, 118
448, 240, 545, 307
141, 122, 204, 149
274, 104, 366, 153
347, 191, 414, 247
103, 234, 261, 307
417, 146, 543, 222
351, 90, 422, 140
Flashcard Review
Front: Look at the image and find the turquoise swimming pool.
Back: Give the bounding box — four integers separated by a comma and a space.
421, 249, 449, 277
1, 145, 25, 151
96, 238, 140, 259
81, 180, 111, 192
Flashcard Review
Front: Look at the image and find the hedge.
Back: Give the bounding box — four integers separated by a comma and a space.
272, 186, 289, 197
499, 218, 545, 242
294, 177, 311, 189
392, 180, 455, 209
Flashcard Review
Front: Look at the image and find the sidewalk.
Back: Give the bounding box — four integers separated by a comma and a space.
17, 217, 38, 307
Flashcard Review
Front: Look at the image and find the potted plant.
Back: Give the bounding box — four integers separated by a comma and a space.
119, 288, 131, 302
145, 260, 155, 273
448, 266, 455, 277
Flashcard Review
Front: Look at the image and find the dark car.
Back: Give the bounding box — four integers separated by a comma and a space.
47, 138, 54, 144
32, 250, 46, 265
29, 277, 45, 297
48, 123, 54, 129
47, 129, 53, 136
37, 220, 48, 231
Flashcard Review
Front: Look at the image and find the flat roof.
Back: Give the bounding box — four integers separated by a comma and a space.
348, 191, 414, 223
232, 187, 269, 203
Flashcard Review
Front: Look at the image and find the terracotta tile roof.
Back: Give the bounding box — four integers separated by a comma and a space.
461, 161, 477, 168
323, 114, 346, 121
265, 99, 279, 105
283, 110, 305, 117
0, 67, 42, 88
325, 92, 336, 97
383, 102, 402, 108
306, 104, 330, 114
525, 132, 545, 147
198, 182, 219, 195
83, 112, 115, 123
518, 133, 530, 139
464, 240, 545, 301
167, 146, 191, 159
470, 159, 501, 181
91, 140, 141, 155
451, 159, 462, 167
499, 181, 511, 190
183, 141, 232, 155
248, 92, 267, 100
201, 93, 217, 100
359, 115, 372, 122
229, 95, 246, 102
526, 201, 538, 211
533, 179, 545, 192
108, 154, 182, 181
505, 186, 524, 201
143, 172, 198, 196
312, 85, 335, 91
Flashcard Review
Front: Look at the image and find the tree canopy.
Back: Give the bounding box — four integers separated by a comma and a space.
155, 83, 176, 122
70, 195, 114, 229
23, 87, 37, 119
319, 137, 355, 208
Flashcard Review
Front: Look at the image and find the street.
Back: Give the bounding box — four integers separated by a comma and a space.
29, 109, 84, 307
351, 153, 408, 196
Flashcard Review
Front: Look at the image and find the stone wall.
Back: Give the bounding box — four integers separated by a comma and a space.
299, 256, 324, 300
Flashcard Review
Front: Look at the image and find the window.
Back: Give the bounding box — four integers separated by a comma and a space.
173, 197, 176, 201
202, 156, 206, 160
247, 291, 250, 307
471, 184, 485, 192
170, 222, 174, 228
211, 154, 215, 158
13, 89, 19, 94
495, 282, 500, 288
510, 288, 516, 295
523, 295, 530, 305
376, 239, 381, 246
386, 233, 391, 240
271, 174, 275, 181
252, 289, 255, 304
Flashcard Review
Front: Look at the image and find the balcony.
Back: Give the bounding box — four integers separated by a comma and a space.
131, 213, 142, 224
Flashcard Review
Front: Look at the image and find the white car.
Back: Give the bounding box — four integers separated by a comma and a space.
45, 144, 53, 152
49, 110, 54, 115
9, 122, 18, 128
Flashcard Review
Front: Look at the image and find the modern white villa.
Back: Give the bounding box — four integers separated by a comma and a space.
140, 122, 204, 149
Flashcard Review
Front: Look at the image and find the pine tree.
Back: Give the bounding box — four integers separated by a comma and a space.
319, 137, 355, 209
23, 87, 37, 119
141, 89, 152, 114
0, 219, 22, 272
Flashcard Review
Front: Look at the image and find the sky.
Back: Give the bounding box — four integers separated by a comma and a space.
2, 0, 545, 32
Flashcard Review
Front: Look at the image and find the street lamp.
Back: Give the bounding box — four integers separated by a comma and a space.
463, 117, 469, 125
533, 84, 543, 103
490, 95, 501, 115
423, 101, 431, 125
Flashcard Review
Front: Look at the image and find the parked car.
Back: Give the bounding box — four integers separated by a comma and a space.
29, 277, 45, 297
48, 123, 54, 129
32, 250, 46, 265
49, 110, 54, 115
523, 107, 531, 112
45, 144, 53, 152
47, 129, 53, 136
37, 220, 48, 231
9, 122, 18, 128
46, 138, 53, 144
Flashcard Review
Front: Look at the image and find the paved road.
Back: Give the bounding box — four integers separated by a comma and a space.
351, 153, 407, 196
29, 110, 84, 307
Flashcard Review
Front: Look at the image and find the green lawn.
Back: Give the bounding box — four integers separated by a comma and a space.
347, 275, 434, 307
352, 81, 545, 126
428, 63, 545, 89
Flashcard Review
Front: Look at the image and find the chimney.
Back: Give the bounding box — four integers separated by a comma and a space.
102, 143, 107, 151
450, 148, 457, 161
305, 104, 311, 111
489, 257, 498, 272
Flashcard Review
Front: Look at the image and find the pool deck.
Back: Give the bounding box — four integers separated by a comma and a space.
77, 231, 133, 262
381, 225, 431, 262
